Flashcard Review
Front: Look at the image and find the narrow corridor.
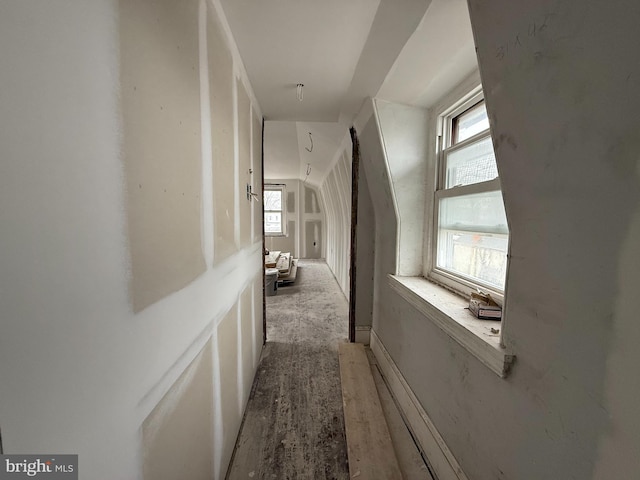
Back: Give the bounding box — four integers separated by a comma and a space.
226, 260, 433, 479
227, 260, 350, 479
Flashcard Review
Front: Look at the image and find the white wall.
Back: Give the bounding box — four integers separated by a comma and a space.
319, 138, 353, 297
358, 0, 640, 479
0, 1, 263, 479
264, 178, 324, 260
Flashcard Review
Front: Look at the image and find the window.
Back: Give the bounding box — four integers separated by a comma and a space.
264, 184, 286, 236
432, 92, 509, 300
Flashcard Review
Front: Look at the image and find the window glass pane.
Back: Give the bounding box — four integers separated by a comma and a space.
264, 212, 282, 234
454, 102, 490, 143
264, 190, 282, 210
439, 191, 508, 235
445, 136, 498, 188
437, 230, 508, 290
437, 191, 508, 289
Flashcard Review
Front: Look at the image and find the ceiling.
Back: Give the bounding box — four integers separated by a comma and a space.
219, 0, 478, 185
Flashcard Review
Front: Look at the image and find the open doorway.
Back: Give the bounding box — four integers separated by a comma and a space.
262, 181, 324, 301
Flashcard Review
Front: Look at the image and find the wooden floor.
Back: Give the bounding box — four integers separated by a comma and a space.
339, 342, 403, 479
226, 260, 433, 480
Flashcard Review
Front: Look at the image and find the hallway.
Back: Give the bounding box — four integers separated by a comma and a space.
226, 260, 432, 479
227, 260, 350, 479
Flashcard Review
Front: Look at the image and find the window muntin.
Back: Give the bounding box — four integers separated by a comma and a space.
433, 96, 509, 295
264, 185, 286, 236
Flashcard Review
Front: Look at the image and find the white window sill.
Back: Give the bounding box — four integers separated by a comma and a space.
388, 275, 515, 378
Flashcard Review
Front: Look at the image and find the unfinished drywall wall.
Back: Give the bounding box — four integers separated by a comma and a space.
120, 0, 205, 312
264, 179, 325, 260
216, 306, 240, 473
287, 192, 296, 213
302, 185, 324, 258
252, 276, 263, 365
238, 79, 252, 248
320, 143, 352, 296
0, 1, 263, 479
305, 220, 322, 259
305, 185, 321, 214
142, 340, 213, 480
240, 286, 254, 405
360, 1, 640, 479
252, 113, 263, 243
208, 3, 236, 263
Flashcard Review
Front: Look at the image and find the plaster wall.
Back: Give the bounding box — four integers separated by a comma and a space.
0, 1, 264, 479
359, 1, 640, 479
354, 164, 375, 328
357, 107, 399, 332
375, 100, 429, 276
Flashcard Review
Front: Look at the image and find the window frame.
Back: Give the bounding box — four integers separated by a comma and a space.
263, 184, 287, 237
429, 89, 508, 304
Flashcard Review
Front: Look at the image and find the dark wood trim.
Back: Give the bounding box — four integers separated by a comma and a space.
348, 127, 360, 343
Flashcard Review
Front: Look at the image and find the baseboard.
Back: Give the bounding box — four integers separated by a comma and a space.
355, 326, 371, 345
370, 330, 469, 480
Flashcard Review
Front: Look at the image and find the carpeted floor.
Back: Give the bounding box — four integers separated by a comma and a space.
226, 259, 350, 480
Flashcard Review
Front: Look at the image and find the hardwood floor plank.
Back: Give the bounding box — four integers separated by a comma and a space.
339, 343, 403, 480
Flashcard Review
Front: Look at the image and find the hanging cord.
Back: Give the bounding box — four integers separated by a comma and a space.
303, 163, 312, 183
305, 132, 313, 152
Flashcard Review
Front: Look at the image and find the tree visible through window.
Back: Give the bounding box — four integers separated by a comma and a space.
264, 185, 286, 236
434, 96, 509, 295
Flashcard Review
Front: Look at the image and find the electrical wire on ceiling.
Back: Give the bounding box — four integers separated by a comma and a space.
303, 163, 311, 183
305, 132, 313, 152
296, 83, 304, 101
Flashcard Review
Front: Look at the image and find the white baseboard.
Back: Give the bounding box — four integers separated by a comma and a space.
355, 326, 371, 344
370, 330, 468, 480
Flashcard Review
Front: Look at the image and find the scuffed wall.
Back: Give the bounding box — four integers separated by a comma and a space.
0, 1, 264, 479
